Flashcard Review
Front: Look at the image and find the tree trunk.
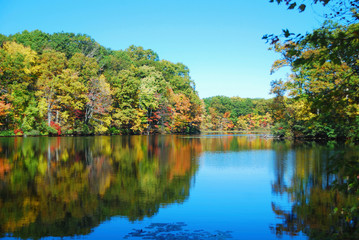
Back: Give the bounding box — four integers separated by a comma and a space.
47, 103, 52, 126
56, 110, 59, 123
85, 104, 93, 125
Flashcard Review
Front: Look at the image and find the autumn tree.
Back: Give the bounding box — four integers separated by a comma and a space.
85, 75, 112, 133
36, 49, 67, 126
110, 69, 144, 133
269, 22, 359, 139
0, 42, 38, 129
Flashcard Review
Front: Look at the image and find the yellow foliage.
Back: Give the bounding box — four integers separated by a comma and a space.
37, 98, 48, 118
271, 59, 288, 74
99, 174, 112, 197
2, 42, 39, 75
290, 99, 315, 121
37, 158, 47, 176
61, 149, 69, 162
130, 109, 146, 132
94, 116, 112, 134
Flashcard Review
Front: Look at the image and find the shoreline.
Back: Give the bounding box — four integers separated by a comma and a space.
1, 131, 355, 143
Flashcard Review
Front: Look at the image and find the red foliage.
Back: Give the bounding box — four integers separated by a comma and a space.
50, 121, 61, 135
75, 110, 85, 120
154, 113, 161, 119
14, 129, 23, 135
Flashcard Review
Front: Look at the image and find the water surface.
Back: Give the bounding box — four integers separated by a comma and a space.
0, 135, 357, 239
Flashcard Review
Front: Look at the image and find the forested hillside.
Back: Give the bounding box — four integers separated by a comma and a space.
2, 21, 357, 140
0, 30, 203, 136
202, 96, 272, 132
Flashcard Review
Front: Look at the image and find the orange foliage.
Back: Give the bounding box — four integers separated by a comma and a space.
168, 138, 202, 179
0, 158, 11, 178
0, 97, 11, 125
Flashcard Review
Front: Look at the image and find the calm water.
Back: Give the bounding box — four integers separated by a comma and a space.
0, 135, 358, 239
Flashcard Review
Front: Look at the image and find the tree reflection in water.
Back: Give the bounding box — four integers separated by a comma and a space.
0, 134, 276, 239
0, 136, 200, 239
271, 142, 359, 240
0, 135, 358, 240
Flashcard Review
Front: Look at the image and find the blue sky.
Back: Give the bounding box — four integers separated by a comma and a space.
0, 0, 327, 98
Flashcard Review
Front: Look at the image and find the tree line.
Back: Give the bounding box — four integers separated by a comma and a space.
202, 96, 272, 132
1, 18, 358, 140
0, 30, 274, 137
0, 30, 203, 136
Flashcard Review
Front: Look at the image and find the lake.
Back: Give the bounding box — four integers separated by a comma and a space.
0, 135, 358, 239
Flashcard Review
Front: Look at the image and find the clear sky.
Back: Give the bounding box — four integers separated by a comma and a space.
0, 0, 327, 99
